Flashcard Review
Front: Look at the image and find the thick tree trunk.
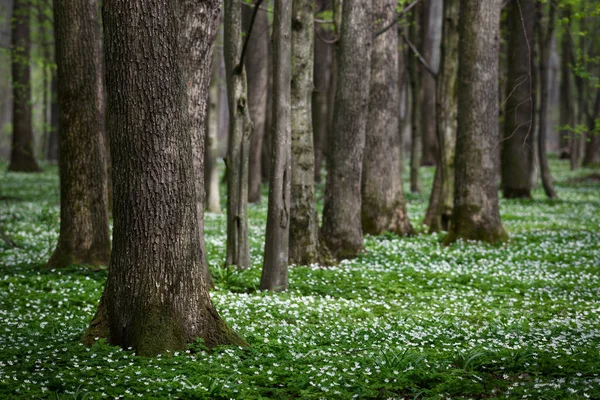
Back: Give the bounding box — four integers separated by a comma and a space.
261, 0, 292, 291
47, 0, 111, 269
419, 0, 442, 166
409, 9, 421, 193
289, 0, 322, 265
224, 0, 252, 269
321, 0, 372, 259
423, 0, 459, 232
8, 0, 41, 173
537, 3, 558, 199
445, 0, 508, 245
312, 17, 333, 184
361, 0, 412, 237
84, 0, 245, 356
500, 0, 535, 199
242, 1, 269, 203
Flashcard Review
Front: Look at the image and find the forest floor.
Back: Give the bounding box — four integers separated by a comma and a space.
0, 157, 599, 399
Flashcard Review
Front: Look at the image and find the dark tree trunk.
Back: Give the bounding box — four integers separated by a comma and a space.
47, 0, 111, 269
8, 0, 41, 173
47, 71, 59, 162
321, 0, 372, 259
84, 0, 245, 356
445, 0, 508, 245
361, 0, 412, 237
537, 2, 558, 198
205, 58, 221, 213
224, 0, 252, 268
242, 1, 269, 203
559, 12, 574, 160
423, 0, 460, 232
289, 0, 323, 265
582, 91, 600, 166
216, 23, 229, 159
312, 15, 333, 184
419, 0, 442, 166
261, 0, 292, 291
500, 0, 535, 199
409, 9, 421, 193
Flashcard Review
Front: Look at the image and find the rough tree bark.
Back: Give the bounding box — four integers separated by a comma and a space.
260, 0, 292, 291
224, 0, 252, 268
289, 0, 323, 265
47, 0, 110, 269
321, 0, 372, 259
361, 0, 412, 237
409, 8, 421, 193
537, 2, 558, 199
242, 1, 269, 203
8, 0, 41, 173
419, 0, 442, 166
423, 0, 460, 232
444, 0, 508, 245
84, 0, 245, 356
500, 0, 535, 199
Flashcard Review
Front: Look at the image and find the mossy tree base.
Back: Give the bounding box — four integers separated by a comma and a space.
46, 245, 110, 270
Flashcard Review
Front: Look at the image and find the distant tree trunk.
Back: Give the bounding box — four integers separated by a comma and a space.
289, 0, 322, 265
445, 0, 507, 245
500, 0, 535, 199
537, 2, 558, 199
224, 0, 252, 268
312, 10, 333, 184
361, 0, 412, 237
205, 67, 221, 213
243, 1, 269, 203
84, 0, 245, 356
321, 0, 372, 259
8, 0, 41, 173
47, 71, 59, 162
583, 92, 600, 166
409, 8, 421, 193
559, 11, 574, 160
216, 25, 229, 158
261, 0, 292, 291
423, 0, 459, 232
420, 0, 442, 166
47, 0, 110, 269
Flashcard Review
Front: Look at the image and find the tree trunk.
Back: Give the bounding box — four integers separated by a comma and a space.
47, 71, 59, 162
559, 12, 574, 160
205, 62, 221, 213
321, 0, 372, 259
361, 0, 412, 237
47, 0, 111, 269
537, 2, 558, 199
288, 0, 323, 265
217, 23, 229, 159
582, 92, 600, 166
261, 0, 292, 291
500, 0, 535, 199
224, 0, 252, 269
312, 14, 333, 184
242, 1, 269, 203
84, 0, 245, 356
409, 9, 421, 193
445, 0, 507, 245
8, 0, 41, 173
419, 0, 442, 167
423, 0, 460, 232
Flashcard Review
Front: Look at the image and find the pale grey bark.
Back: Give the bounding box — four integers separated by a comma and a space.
409, 9, 421, 193
445, 0, 508, 245
260, 0, 292, 292
321, 0, 372, 259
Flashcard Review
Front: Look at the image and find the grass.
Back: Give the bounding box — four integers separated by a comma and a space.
0, 157, 599, 399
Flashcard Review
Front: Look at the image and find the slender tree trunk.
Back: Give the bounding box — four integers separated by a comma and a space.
361, 0, 412, 237
321, 0, 372, 259
38, 3, 49, 162
423, 0, 460, 232
445, 0, 508, 245
537, 2, 558, 199
224, 0, 252, 269
8, 0, 41, 173
409, 9, 421, 193
261, 0, 292, 291
84, 0, 245, 356
500, 0, 535, 199
583, 92, 600, 166
47, 0, 110, 269
288, 0, 323, 265
47, 71, 59, 162
559, 12, 574, 160
242, 1, 269, 203
216, 25, 229, 158
205, 62, 221, 213
312, 13, 333, 184
420, 0, 442, 166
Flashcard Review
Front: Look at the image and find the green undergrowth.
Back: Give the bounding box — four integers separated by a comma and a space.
0, 157, 599, 399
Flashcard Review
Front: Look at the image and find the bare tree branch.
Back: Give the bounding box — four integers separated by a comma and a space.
374, 0, 422, 38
